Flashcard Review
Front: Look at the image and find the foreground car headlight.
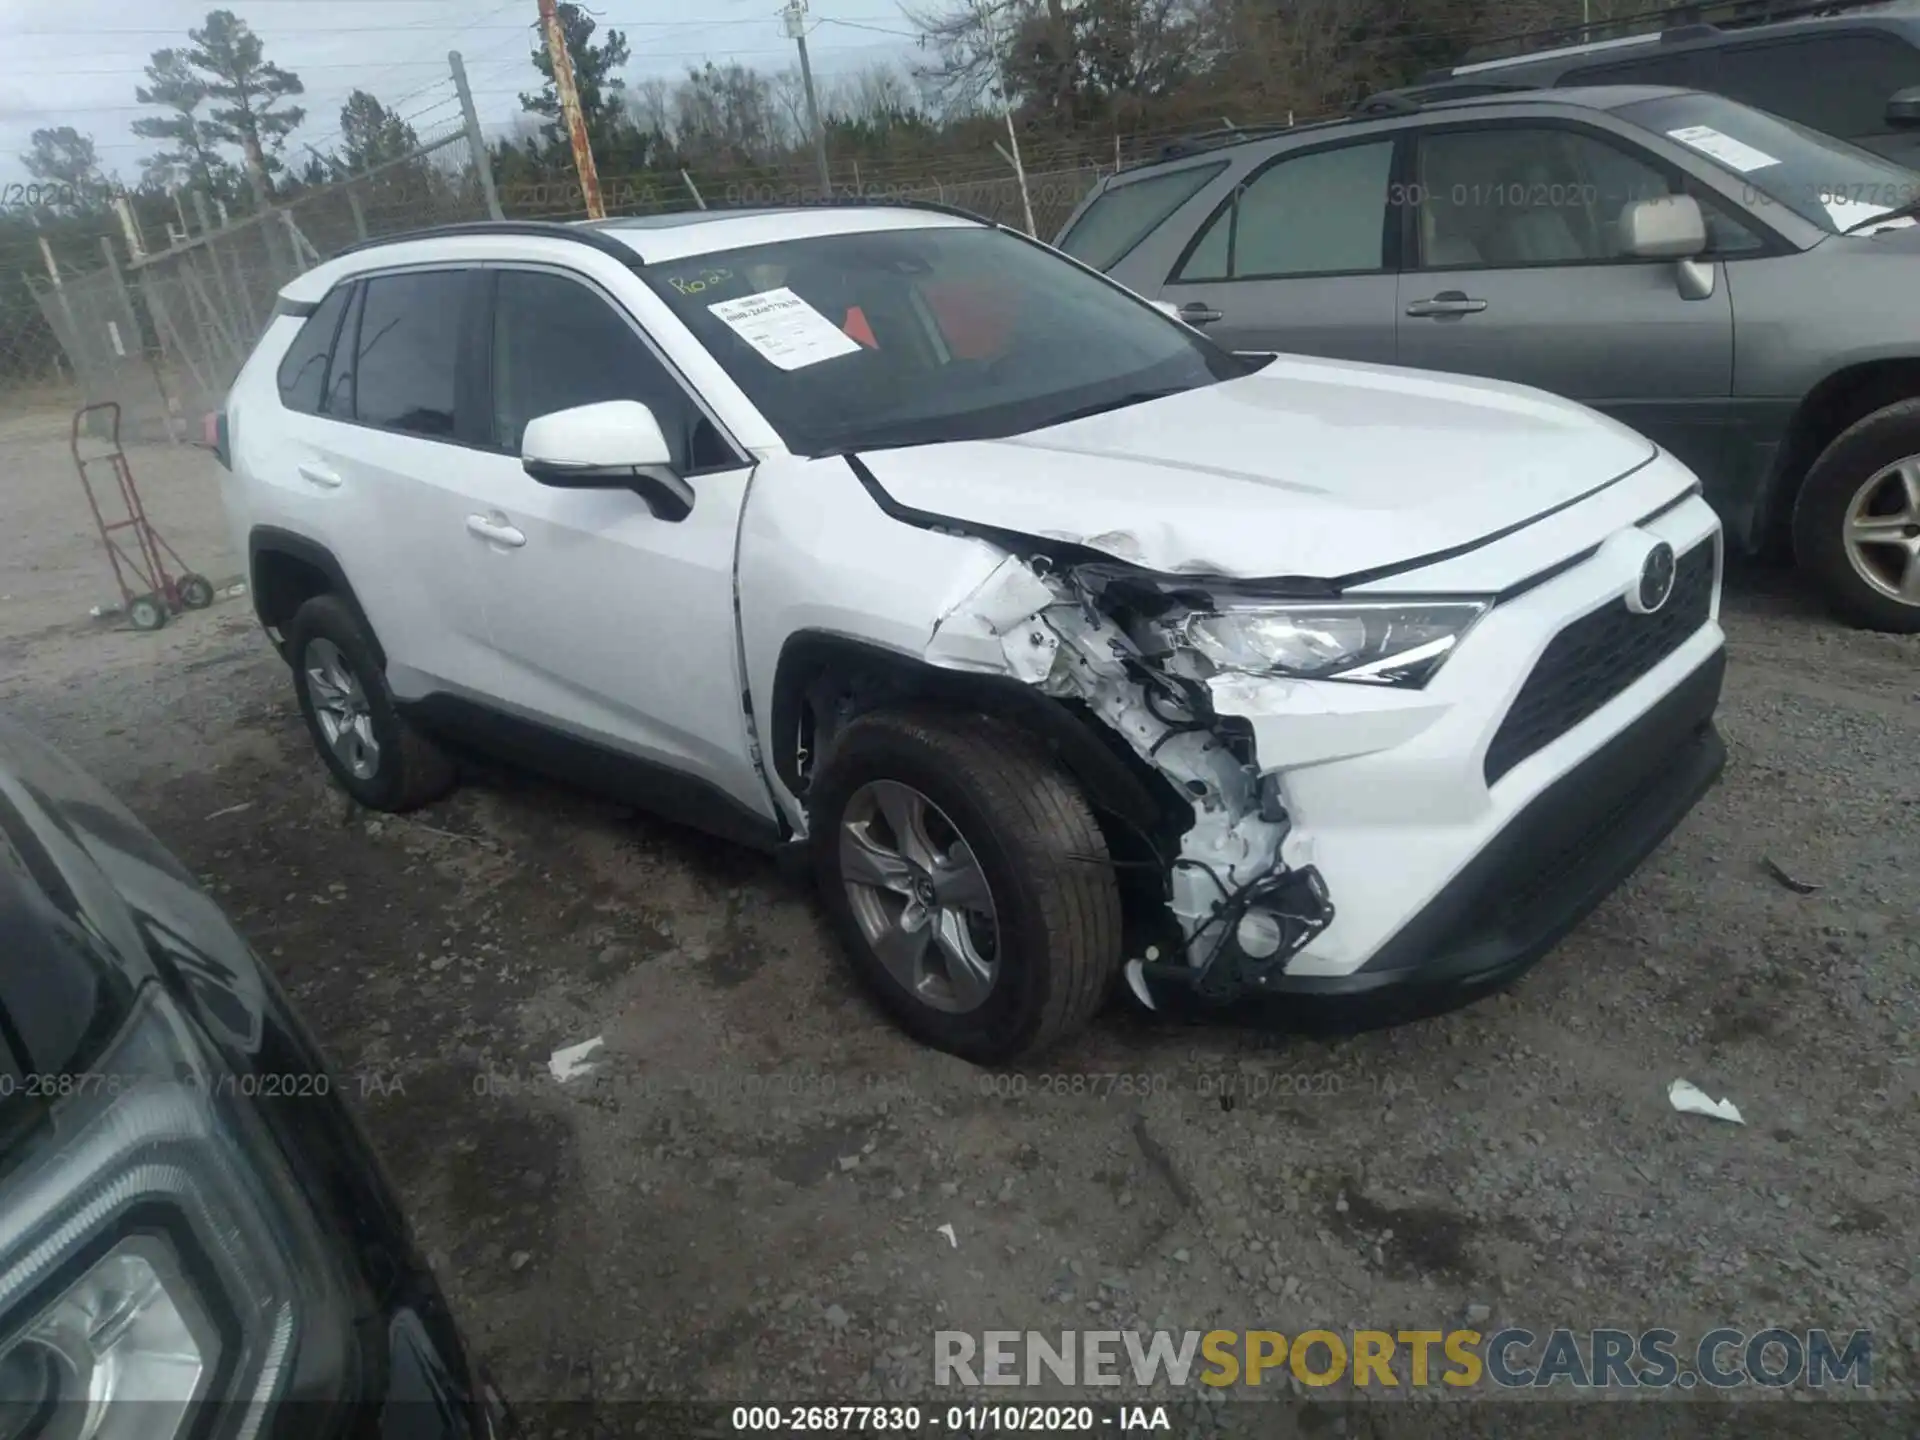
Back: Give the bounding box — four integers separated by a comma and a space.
0, 986, 335, 1440
1181, 599, 1489, 686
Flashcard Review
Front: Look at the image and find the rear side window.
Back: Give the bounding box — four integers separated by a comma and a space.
275, 285, 350, 414
352, 270, 466, 439
1565, 49, 1713, 89
1176, 141, 1395, 281
1057, 163, 1225, 270
323, 284, 363, 417
1712, 34, 1920, 139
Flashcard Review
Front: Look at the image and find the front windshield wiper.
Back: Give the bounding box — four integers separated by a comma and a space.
1040, 386, 1192, 429
1843, 198, 1920, 234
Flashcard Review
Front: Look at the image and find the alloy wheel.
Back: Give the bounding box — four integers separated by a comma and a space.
839, 779, 1000, 1014
1842, 455, 1920, 606
304, 637, 380, 780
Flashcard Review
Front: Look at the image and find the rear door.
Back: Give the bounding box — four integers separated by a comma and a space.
1393, 119, 1739, 481
307, 266, 503, 700
1155, 137, 1402, 363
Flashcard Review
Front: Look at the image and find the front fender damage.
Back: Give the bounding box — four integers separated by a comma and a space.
924, 554, 1335, 1006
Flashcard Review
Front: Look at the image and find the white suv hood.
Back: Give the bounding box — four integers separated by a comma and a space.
856, 355, 1658, 580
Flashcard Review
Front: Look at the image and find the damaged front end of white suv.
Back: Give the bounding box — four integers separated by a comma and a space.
920, 547, 1487, 1006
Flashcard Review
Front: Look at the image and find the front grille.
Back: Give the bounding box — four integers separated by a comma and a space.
1483, 541, 1715, 785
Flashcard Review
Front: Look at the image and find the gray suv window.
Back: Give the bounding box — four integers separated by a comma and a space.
1175, 141, 1394, 281
1712, 34, 1920, 140
1058, 163, 1224, 270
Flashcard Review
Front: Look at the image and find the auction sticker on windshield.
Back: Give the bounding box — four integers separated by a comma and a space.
1665, 125, 1779, 174
708, 287, 862, 370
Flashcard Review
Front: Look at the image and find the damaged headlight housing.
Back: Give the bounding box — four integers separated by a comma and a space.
1181, 599, 1489, 686
0, 985, 334, 1440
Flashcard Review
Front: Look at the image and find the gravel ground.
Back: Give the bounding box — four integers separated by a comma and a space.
1, 407, 1916, 1433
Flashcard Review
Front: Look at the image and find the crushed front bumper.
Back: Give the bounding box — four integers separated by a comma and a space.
1141, 647, 1725, 1025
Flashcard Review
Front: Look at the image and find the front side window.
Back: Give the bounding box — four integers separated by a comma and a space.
490, 270, 729, 470
1711, 34, 1920, 140
643, 224, 1251, 457
1176, 141, 1395, 281
1619, 91, 1920, 232
1415, 125, 1686, 267
351, 270, 465, 438
276, 285, 350, 415
1056, 162, 1225, 270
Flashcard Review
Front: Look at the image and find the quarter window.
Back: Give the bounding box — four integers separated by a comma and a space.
1175, 141, 1394, 281
323, 284, 363, 418
352, 271, 465, 438
275, 285, 350, 414
1057, 163, 1225, 270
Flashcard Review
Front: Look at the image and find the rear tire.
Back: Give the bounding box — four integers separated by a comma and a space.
809, 707, 1123, 1063
127, 593, 167, 632
287, 595, 456, 811
1792, 399, 1920, 633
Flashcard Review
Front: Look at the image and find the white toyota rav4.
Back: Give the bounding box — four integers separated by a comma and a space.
218, 203, 1727, 1061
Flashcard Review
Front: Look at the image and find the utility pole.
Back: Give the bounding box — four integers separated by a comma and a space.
539, 0, 604, 219
784, 0, 834, 198
975, 0, 1036, 236
450, 50, 505, 220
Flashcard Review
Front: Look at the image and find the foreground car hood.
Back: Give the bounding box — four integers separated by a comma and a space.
857, 356, 1657, 580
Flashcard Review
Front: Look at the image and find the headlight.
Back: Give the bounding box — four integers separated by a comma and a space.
0, 985, 335, 1440
1180, 599, 1489, 687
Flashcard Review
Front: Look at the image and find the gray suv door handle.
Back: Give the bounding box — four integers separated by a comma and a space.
1177, 302, 1224, 325
1406, 291, 1488, 318
466, 514, 526, 548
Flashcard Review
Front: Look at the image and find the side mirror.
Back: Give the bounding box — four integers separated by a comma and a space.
1618, 194, 1707, 259
1888, 85, 1920, 128
521, 400, 693, 522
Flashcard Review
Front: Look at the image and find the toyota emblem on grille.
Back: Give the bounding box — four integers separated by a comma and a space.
1631, 541, 1677, 614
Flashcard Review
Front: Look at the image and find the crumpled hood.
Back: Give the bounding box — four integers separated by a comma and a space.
856, 355, 1657, 580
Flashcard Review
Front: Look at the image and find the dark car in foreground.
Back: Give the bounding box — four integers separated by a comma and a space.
0, 716, 509, 1436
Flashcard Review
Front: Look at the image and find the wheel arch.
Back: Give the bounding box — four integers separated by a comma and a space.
769, 630, 1187, 868
1765, 357, 1920, 549
248, 526, 384, 667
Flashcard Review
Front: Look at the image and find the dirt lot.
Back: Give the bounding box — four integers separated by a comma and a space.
2, 407, 1917, 1431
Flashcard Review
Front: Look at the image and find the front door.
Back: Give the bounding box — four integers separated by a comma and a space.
1394, 122, 1738, 481
1156, 137, 1401, 364
462, 266, 774, 828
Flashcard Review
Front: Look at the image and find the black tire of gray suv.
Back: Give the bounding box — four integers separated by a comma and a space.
287, 595, 459, 811
808, 708, 1123, 1063
1794, 400, 1920, 634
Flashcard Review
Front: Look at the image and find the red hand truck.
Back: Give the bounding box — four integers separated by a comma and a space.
71, 402, 215, 632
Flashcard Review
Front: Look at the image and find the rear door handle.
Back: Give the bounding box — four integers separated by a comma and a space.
1178, 302, 1224, 325
466, 514, 526, 549
296, 462, 342, 489
1406, 291, 1488, 318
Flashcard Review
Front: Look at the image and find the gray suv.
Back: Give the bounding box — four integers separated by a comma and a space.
1058, 86, 1920, 631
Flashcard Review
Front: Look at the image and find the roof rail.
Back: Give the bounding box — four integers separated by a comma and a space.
1357, 78, 1544, 111
1451, 0, 1899, 70
331, 218, 645, 264
325, 201, 998, 268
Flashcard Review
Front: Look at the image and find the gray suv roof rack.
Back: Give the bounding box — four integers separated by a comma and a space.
1442, 0, 1901, 72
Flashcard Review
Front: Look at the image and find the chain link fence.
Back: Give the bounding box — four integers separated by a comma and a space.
21, 128, 494, 446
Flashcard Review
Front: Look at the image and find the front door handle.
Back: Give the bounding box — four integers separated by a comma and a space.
1406, 291, 1488, 318
296, 462, 342, 489
1178, 302, 1224, 325
465, 514, 526, 548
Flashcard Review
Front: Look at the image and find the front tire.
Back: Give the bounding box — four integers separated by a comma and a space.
809, 708, 1123, 1064
287, 595, 456, 811
1793, 399, 1920, 633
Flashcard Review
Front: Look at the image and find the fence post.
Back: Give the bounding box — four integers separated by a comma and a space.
450, 50, 505, 220
681, 170, 706, 210
190, 190, 251, 344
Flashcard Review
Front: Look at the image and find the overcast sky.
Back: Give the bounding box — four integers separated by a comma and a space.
0, 0, 921, 185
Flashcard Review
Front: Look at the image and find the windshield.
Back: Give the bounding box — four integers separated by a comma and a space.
1618, 92, 1920, 234
643, 224, 1251, 457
